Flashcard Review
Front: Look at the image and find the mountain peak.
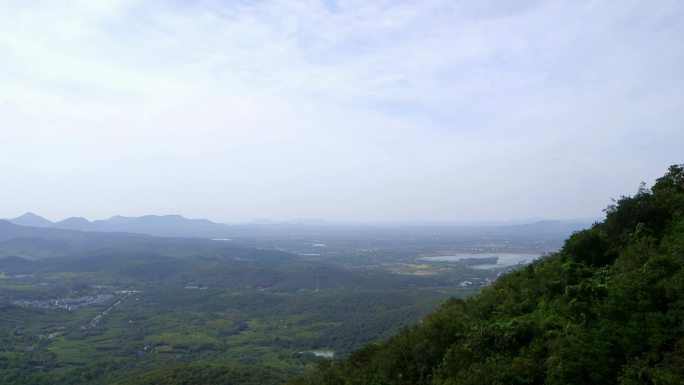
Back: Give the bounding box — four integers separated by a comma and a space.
105, 215, 136, 224
8, 212, 54, 228
17, 212, 41, 219
58, 216, 90, 223
53, 217, 91, 230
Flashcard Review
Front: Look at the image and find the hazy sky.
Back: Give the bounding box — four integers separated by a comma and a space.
1, 0, 682, 223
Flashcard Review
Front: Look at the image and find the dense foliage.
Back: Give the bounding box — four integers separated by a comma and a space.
287, 165, 684, 385
0, 283, 448, 385
110, 363, 284, 385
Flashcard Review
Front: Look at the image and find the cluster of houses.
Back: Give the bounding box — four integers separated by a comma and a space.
13, 293, 114, 311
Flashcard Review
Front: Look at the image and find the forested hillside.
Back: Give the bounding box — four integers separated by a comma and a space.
286, 165, 684, 385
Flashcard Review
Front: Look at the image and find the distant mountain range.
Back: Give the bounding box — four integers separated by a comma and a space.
5, 212, 227, 238
2, 212, 593, 241
0, 213, 593, 261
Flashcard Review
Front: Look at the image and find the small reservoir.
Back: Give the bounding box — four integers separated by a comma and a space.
420, 253, 541, 269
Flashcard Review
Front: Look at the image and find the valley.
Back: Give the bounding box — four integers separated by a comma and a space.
0, 218, 583, 385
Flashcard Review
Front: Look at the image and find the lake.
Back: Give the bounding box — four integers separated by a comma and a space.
420, 253, 541, 269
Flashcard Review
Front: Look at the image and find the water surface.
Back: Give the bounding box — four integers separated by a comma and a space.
421, 253, 541, 269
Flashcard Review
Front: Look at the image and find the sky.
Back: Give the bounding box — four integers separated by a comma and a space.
1, 0, 683, 223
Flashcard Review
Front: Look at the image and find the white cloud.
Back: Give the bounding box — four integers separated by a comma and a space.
0, 0, 682, 221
